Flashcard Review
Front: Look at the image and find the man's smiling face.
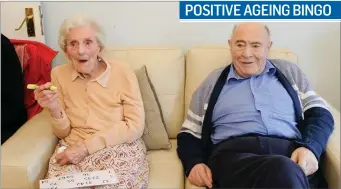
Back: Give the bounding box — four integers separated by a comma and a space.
228, 23, 273, 78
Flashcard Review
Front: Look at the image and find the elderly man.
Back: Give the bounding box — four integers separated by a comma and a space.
177, 23, 334, 189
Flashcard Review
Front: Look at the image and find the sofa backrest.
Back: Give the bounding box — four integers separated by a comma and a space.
72, 45, 298, 140
100, 47, 185, 139
184, 45, 298, 113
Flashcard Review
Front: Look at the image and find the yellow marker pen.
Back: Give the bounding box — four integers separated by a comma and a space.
27, 84, 57, 91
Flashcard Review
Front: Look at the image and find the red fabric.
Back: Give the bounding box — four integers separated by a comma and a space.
10, 39, 58, 120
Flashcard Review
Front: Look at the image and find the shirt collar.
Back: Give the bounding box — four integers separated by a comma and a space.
227, 59, 276, 81
264, 59, 277, 76
227, 64, 243, 81
71, 56, 111, 88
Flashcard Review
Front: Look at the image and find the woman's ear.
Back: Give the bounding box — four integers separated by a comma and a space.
65, 51, 72, 63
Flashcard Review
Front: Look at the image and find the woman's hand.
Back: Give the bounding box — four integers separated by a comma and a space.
34, 82, 60, 111
55, 141, 89, 166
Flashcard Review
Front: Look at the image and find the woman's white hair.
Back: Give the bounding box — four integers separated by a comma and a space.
58, 14, 105, 52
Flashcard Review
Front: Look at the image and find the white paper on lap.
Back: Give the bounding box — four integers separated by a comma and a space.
40, 169, 118, 189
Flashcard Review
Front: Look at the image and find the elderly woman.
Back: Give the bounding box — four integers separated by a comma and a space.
34, 15, 149, 188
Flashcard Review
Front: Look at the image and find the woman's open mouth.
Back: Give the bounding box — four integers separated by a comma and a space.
78, 59, 88, 63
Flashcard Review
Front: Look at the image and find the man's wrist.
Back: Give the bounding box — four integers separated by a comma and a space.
186, 159, 204, 177
295, 140, 321, 161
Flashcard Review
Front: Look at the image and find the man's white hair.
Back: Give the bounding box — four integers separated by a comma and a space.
58, 14, 105, 52
232, 22, 271, 37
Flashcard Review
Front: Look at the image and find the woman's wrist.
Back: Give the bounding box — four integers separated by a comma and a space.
49, 107, 63, 119
76, 141, 90, 156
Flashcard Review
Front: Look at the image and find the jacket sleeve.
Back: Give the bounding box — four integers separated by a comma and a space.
294, 66, 334, 161
177, 74, 215, 177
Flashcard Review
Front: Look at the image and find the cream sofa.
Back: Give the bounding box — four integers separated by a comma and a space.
1, 46, 340, 189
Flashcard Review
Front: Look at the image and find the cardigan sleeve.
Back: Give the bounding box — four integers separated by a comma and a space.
49, 68, 71, 139
292, 64, 334, 160
177, 68, 222, 176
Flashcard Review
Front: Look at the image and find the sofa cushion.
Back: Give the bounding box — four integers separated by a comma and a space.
100, 47, 185, 139
184, 45, 298, 112
135, 65, 171, 150
147, 139, 184, 189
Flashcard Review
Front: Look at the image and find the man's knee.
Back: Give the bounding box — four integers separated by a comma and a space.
266, 155, 302, 172
262, 155, 309, 188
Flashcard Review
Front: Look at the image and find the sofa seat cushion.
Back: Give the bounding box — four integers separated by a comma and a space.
147, 139, 184, 189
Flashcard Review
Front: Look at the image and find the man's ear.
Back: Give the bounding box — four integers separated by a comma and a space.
228, 39, 232, 48
268, 41, 273, 49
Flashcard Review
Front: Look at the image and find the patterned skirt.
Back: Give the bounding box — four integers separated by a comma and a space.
45, 138, 149, 189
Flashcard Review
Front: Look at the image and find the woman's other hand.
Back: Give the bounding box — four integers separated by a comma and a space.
55, 141, 89, 166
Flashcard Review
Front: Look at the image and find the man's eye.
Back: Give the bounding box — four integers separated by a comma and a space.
236, 44, 244, 47
253, 45, 260, 48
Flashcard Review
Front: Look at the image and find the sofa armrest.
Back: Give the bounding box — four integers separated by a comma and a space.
322, 104, 340, 189
1, 109, 58, 189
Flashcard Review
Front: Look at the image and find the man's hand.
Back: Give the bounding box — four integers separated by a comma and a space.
291, 147, 318, 176
188, 163, 213, 188
55, 141, 89, 166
